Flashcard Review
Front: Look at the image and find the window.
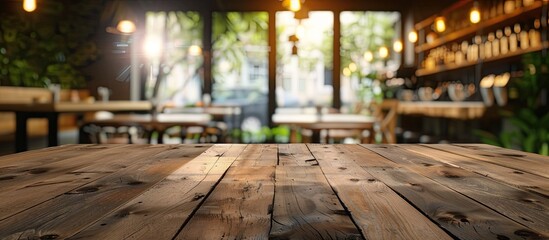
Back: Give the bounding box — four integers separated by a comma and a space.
212, 12, 269, 130
276, 11, 334, 108
340, 11, 401, 110
143, 11, 203, 106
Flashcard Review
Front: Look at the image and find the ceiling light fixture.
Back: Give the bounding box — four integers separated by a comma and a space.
23, 0, 36, 12
282, 0, 303, 12
470, 1, 481, 24
116, 20, 136, 34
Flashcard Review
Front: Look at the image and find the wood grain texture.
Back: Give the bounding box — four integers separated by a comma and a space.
270, 165, 362, 239
175, 144, 278, 239
308, 144, 452, 240
0, 144, 165, 220
277, 144, 316, 166
434, 144, 549, 179
70, 144, 246, 239
364, 144, 549, 237
346, 144, 538, 240
409, 144, 549, 197
0, 144, 210, 240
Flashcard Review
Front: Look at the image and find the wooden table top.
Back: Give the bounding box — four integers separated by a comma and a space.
397, 101, 490, 120
0, 101, 152, 113
0, 144, 547, 239
273, 113, 375, 130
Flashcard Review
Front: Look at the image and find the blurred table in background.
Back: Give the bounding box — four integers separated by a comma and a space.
273, 113, 375, 143
0, 101, 152, 152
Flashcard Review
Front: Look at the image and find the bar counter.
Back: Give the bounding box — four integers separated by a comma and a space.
0, 144, 547, 239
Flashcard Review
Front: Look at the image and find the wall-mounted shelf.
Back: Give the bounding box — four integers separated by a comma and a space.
416, 42, 548, 77
415, 1, 544, 54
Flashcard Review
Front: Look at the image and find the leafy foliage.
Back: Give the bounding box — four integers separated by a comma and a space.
476, 52, 549, 155
0, 0, 103, 88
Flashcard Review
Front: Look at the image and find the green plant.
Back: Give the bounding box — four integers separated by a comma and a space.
476, 52, 549, 155
0, 0, 103, 88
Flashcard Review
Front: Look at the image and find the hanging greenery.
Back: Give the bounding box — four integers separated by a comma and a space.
0, 0, 104, 88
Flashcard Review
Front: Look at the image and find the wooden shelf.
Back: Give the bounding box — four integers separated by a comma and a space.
415, 1, 544, 54
416, 42, 548, 77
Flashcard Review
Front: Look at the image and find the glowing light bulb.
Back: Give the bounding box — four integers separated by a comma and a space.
379, 46, 389, 59
283, 0, 302, 12
116, 20, 136, 34
435, 17, 446, 33
470, 7, 481, 24
23, 0, 36, 12
393, 40, 403, 53
408, 31, 418, 43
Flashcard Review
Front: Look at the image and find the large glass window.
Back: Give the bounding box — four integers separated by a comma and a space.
212, 12, 269, 131
276, 11, 334, 108
143, 11, 203, 106
340, 11, 401, 111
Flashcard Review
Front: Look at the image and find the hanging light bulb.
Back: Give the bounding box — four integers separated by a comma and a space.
282, 0, 302, 12
470, 2, 481, 24
435, 17, 446, 33
408, 31, 418, 43
393, 40, 403, 53
23, 0, 36, 12
379, 46, 389, 59
116, 20, 136, 34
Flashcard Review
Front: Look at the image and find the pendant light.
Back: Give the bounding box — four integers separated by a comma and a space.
23, 0, 36, 12
470, 1, 481, 24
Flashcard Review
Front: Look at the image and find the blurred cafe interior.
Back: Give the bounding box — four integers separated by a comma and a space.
0, 0, 548, 155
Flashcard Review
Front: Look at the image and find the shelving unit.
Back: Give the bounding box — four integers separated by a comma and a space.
415, 1, 544, 53
403, 0, 549, 144
416, 41, 548, 77
414, 1, 548, 78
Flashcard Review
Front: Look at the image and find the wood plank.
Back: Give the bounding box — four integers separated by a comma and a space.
344, 144, 540, 239
0, 145, 128, 192
406, 144, 549, 197
277, 144, 316, 166
453, 143, 549, 166
0, 144, 169, 220
308, 144, 452, 240
0, 144, 210, 239
426, 144, 549, 179
0, 144, 102, 169
363, 144, 549, 237
69, 144, 247, 239
175, 144, 278, 239
270, 166, 363, 239
230, 143, 278, 167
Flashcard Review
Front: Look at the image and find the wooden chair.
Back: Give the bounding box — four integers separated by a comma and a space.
371, 99, 399, 144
